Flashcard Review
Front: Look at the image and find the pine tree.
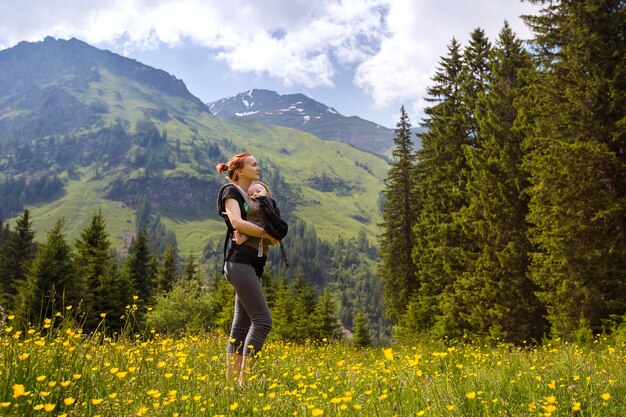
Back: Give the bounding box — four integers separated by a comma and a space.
124, 229, 156, 325
292, 272, 317, 342
522, 0, 626, 339
0, 209, 37, 310
461, 27, 492, 143
453, 22, 546, 343
14, 218, 78, 323
378, 106, 419, 322
75, 210, 129, 331
156, 243, 178, 293
183, 253, 199, 284
0, 219, 9, 247
271, 276, 296, 341
412, 38, 472, 336
207, 270, 235, 334
311, 289, 340, 341
352, 310, 372, 348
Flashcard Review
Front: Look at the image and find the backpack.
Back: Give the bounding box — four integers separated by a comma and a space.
216, 183, 246, 272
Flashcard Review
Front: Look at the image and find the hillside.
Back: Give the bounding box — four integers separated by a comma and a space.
0, 37, 389, 255
208, 89, 395, 154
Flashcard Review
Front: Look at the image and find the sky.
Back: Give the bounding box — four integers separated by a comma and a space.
0, 0, 540, 128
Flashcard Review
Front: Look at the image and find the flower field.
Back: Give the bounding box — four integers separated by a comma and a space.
1, 314, 625, 416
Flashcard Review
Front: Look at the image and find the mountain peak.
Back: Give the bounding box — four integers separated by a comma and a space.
208, 89, 392, 153
0, 37, 209, 113
0, 36, 212, 139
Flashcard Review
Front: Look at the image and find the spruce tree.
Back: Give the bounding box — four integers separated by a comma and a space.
522, 0, 626, 339
292, 271, 317, 342
412, 38, 472, 336
461, 27, 492, 143
207, 270, 235, 334
0, 219, 9, 247
14, 218, 78, 323
0, 209, 37, 310
75, 210, 129, 331
311, 289, 340, 341
454, 22, 546, 343
271, 276, 296, 341
124, 229, 156, 325
183, 253, 199, 284
352, 310, 372, 348
156, 243, 178, 293
378, 106, 419, 322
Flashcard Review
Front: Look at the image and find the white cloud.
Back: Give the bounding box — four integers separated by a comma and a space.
0, 0, 540, 124
0, 0, 388, 87
355, 0, 539, 117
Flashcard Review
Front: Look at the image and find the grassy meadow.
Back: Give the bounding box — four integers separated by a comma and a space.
1, 310, 625, 417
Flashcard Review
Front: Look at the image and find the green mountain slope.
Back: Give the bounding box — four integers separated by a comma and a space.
0, 37, 389, 255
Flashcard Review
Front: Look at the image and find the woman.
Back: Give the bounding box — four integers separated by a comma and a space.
216, 152, 277, 385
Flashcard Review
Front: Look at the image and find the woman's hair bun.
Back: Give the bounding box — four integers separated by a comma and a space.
216, 162, 228, 174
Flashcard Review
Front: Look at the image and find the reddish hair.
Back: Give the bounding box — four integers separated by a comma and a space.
216, 152, 252, 182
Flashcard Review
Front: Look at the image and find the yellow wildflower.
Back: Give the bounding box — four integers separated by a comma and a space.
466, 392, 476, 399
601, 392, 611, 401
311, 409, 324, 416
43, 403, 56, 412
229, 402, 238, 411
572, 402, 581, 412
12, 384, 26, 399
64, 397, 75, 406
382, 347, 394, 360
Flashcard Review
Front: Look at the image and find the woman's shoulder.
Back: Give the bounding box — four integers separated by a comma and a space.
220, 184, 241, 200
217, 183, 245, 217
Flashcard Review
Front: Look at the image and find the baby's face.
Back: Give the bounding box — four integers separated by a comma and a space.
248, 184, 267, 199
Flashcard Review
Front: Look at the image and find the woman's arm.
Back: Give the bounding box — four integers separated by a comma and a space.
224, 198, 278, 244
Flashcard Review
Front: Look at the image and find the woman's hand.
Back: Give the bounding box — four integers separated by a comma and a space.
264, 232, 278, 246
233, 230, 248, 245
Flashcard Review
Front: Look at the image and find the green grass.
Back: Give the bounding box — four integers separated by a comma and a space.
24, 170, 136, 249
8, 64, 391, 250
10, 116, 388, 251
1, 313, 625, 416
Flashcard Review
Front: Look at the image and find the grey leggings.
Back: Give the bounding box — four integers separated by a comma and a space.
224, 261, 273, 356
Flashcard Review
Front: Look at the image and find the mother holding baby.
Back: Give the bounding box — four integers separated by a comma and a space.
216, 152, 279, 385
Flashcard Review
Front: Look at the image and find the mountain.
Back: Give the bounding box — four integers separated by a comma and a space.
0, 37, 389, 256
0, 36, 210, 140
208, 89, 395, 154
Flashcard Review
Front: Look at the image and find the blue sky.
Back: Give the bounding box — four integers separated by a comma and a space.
0, 0, 540, 127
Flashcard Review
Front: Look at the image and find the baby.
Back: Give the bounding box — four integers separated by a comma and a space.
234, 181, 289, 266
233, 181, 271, 245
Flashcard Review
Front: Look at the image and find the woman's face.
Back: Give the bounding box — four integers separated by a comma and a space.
238, 156, 260, 181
